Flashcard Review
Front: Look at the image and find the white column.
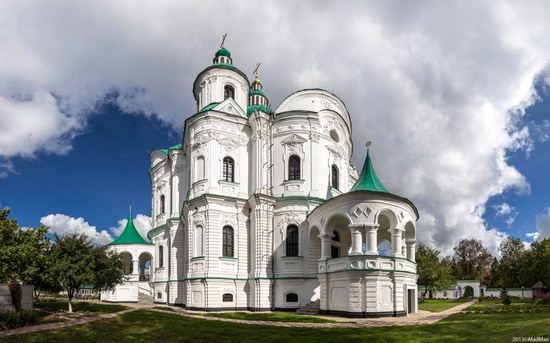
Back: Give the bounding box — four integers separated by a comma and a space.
349, 224, 363, 255
391, 227, 403, 257
320, 234, 332, 260
401, 245, 407, 257
406, 240, 416, 261
366, 224, 379, 254
132, 260, 139, 276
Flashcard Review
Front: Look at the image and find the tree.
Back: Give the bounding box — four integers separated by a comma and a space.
416, 243, 455, 298
50, 233, 125, 313
496, 237, 526, 287
526, 238, 550, 288
452, 239, 493, 283
0, 209, 51, 284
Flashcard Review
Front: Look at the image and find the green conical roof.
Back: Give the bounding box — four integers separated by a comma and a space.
350, 150, 389, 193
110, 209, 151, 245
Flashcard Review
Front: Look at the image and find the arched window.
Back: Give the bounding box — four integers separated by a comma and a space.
331, 165, 339, 190
159, 245, 164, 268
223, 157, 235, 182
286, 225, 299, 257
286, 292, 298, 303
160, 195, 165, 214
224, 85, 235, 100
194, 226, 203, 257
222, 226, 234, 257
288, 156, 301, 180
223, 293, 233, 302
196, 156, 205, 181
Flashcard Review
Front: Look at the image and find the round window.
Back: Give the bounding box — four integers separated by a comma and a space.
329, 130, 339, 142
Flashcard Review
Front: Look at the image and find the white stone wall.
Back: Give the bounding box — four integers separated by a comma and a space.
0, 284, 33, 312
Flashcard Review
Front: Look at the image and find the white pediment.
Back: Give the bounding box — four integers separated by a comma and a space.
281, 134, 308, 145
212, 98, 246, 118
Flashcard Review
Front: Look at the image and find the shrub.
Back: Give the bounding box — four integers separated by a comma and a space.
477, 295, 484, 303
0, 309, 39, 330
502, 296, 512, 306
534, 298, 544, 305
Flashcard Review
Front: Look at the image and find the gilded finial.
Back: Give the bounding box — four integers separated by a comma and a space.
220, 33, 227, 48
366, 141, 372, 151
253, 63, 261, 78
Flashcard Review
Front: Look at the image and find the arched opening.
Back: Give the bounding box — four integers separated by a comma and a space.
404, 221, 416, 260
331, 165, 339, 190
222, 293, 233, 302
286, 225, 299, 256
121, 252, 133, 275
288, 155, 301, 180
376, 211, 397, 256
307, 226, 321, 275
285, 292, 299, 303
224, 85, 235, 100
463, 286, 474, 298
138, 252, 153, 281
325, 214, 351, 257
222, 226, 234, 257
223, 157, 235, 182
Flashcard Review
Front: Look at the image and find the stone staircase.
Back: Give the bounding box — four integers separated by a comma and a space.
138, 283, 153, 305
296, 299, 320, 315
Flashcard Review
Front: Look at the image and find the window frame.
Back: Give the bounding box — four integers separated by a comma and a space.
222, 156, 235, 183
288, 155, 301, 181
331, 164, 339, 190
222, 293, 234, 302
224, 85, 235, 100
158, 245, 164, 268
285, 225, 299, 257
222, 226, 234, 257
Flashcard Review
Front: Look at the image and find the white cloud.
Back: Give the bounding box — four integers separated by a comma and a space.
2, 1, 550, 254
494, 203, 514, 216
526, 231, 540, 241
40, 213, 113, 246
110, 214, 152, 242
535, 207, 550, 241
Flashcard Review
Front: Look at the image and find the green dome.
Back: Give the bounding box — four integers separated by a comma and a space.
215, 48, 231, 58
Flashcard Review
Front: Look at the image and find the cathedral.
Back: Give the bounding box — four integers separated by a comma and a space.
102, 42, 419, 317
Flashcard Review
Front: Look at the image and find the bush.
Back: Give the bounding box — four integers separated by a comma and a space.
478, 295, 484, 303
534, 298, 544, 305
502, 296, 512, 306
0, 309, 39, 330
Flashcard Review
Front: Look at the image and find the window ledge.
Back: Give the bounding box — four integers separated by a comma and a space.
281, 256, 304, 259
219, 256, 238, 260
191, 256, 205, 261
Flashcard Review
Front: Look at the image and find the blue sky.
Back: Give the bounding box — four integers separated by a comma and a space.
1, 1, 550, 255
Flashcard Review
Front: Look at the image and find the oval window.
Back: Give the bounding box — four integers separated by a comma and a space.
329, 130, 339, 142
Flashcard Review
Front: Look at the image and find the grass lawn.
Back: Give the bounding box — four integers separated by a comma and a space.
199, 311, 343, 323
152, 306, 175, 312
465, 299, 550, 313
35, 300, 129, 315
418, 299, 471, 312
3, 309, 550, 343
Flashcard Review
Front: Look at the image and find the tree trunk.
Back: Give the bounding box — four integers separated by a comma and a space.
68, 288, 73, 313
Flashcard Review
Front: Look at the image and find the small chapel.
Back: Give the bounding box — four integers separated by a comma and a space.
102, 39, 419, 317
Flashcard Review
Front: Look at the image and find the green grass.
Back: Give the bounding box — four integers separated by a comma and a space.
465, 299, 550, 313
199, 311, 343, 323
418, 299, 471, 312
3, 309, 550, 342
35, 300, 129, 315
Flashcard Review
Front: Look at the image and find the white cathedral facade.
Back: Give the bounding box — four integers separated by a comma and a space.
102, 44, 419, 317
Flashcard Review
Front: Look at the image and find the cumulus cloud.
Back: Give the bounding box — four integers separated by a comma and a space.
110, 214, 152, 242
40, 213, 113, 246
40, 213, 151, 245
493, 202, 518, 227
2, 1, 550, 254
534, 207, 550, 241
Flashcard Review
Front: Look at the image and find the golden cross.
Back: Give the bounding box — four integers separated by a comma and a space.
366, 141, 372, 149
253, 62, 261, 78
220, 33, 227, 48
